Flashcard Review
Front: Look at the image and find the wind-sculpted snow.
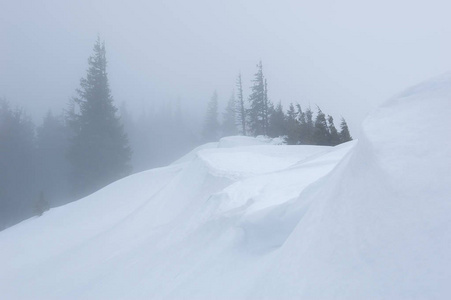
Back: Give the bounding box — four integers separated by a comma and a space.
1, 74, 450, 299
198, 144, 331, 180
255, 72, 451, 299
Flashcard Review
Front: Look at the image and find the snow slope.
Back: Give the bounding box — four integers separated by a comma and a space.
255, 72, 451, 298
1, 74, 450, 299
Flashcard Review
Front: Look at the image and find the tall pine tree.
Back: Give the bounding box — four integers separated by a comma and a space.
247, 61, 268, 136
313, 106, 330, 146
299, 106, 314, 145
339, 117, 353, 143
263, 78, 270, 134
68, 37, 131, 197
327, 115, 340, 146
236, 73, 247, 136
268, 101, 286, 138
285, 103, 300, 144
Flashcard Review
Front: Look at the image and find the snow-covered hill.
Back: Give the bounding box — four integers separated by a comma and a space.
1, 74, 450, 299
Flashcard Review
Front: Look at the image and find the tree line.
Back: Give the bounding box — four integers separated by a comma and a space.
0, 38, 200, 230
202, 61, 352, 146
0, 41, 352, 231
0, 101, 69, 228
0, 38, 132, 229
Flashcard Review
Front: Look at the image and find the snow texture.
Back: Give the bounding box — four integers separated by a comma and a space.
1, 73, 450, 299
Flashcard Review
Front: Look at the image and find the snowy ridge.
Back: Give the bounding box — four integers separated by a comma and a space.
256, 72, 451, 298
1, 74, 451, 299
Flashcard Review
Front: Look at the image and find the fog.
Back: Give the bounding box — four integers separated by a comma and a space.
1, 0, 451, 229
2, 0, 450, 131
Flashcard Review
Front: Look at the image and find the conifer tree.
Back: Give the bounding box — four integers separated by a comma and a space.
296, 104, 305, 124
339, 117, 353, 143
202, 91, 220, 141
285, 103, 300, 144
327, 115, 340, 146
299, 106, 314, 144
268, 101, 286, 138
296, 104, 308, 144
248, 61, 267, 136
67, 37, 131, 197
263, 78, 270, 134
313, 106, 330, 145
236, 73, 247, 136
222, 93, 238, 137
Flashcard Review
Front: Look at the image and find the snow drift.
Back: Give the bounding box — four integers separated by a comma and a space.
255, 74, 451, 299
1, 74, 450, 299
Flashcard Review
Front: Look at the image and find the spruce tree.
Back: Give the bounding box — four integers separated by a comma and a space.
296, 104, 305, 124
263, 78, 270, 134
268, 101, 286, 138
247, 61, 267, 136
285, 103, 300, 145
222, 93, 238, 137
296, 104, 308, 144
313, 106, 330, 146
202, 91, 220, 141
327, 115, 340, 146
299, 106, 314, 145
67, 37, 131, 197
339, 117, 353, 143
236, 73, 247, 136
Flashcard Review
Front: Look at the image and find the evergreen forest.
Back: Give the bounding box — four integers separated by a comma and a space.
0, 41, 352, 230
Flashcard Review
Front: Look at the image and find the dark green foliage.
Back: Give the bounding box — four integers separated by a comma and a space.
296, 104, 308, 145
222, 93, 238, 136
305, 107, 314, 129
285, 103, 301, 145
299, 106, 314, 144
236, 73, 247, 135
67, 38, 131, 197
247, 61, 269, 136
339, 117, 353, 143
202, 91, 220, 141
268, 101, 286, 138
313, 107, 330, 146
296, 104, 305, 125
34, 191, 50, 216
327, 115, 340, 146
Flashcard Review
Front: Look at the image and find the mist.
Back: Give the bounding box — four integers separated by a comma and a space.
2, 1, 451, 298
2, 0, 450, 130
2, 0, 451, 228
2, 0, 451, 220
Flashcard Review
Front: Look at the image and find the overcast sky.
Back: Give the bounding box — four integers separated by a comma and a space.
1, 0, 451, 136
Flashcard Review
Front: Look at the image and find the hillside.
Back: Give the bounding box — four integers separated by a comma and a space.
1, 74, 450, 299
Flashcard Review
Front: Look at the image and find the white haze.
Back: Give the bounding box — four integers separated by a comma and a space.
1, 0, 451, 137
1, 73, 450, 298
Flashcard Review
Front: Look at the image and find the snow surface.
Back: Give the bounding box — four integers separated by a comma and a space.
1, 73, 451, 299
